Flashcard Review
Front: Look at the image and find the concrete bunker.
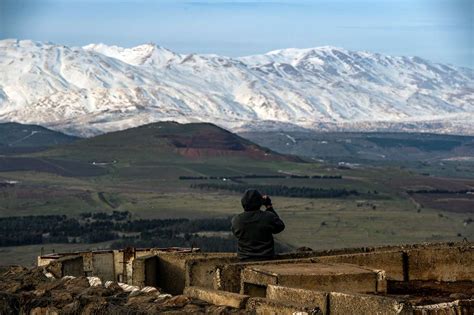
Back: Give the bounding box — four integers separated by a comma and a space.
241, 262, 386, 297
35, 242, 473, 314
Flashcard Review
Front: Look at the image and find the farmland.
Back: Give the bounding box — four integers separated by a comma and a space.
0, 122, 473, 265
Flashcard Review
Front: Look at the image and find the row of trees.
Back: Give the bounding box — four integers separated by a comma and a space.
191, 183, 359, 198
0, 213, 233, 247
407, 189, 474, 194
0, 215, 120, 246
80, 210, 131, 221
180, 174, 342, 180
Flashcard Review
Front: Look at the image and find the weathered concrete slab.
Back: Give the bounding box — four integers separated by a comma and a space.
184, 286, 249, 309
412, 299, 474, 315
329, 292, 411, 315
246, 297, 322, 315
46, 255, 83, 278
407, 246, 474, 281
185, 255, 238, 289
61, 256, 83, 278
215, 263, 245, 293
92, 252, 115, 281
266, 285, 328, 314
241, 263, 384, 295
156, 252, 235, 294
82, 251, 93, 277
315, 250, 405, 281
132, 255, 159, 287
112, 250, 124, 283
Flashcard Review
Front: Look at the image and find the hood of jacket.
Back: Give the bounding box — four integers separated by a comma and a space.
241, 189, 263, 211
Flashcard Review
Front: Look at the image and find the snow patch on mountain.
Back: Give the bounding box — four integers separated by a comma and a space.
0, 39, 473, 136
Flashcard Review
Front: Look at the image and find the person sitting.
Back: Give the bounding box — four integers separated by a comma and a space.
231, 189, 285, 261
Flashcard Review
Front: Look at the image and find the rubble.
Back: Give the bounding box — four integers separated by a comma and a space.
1, 242, 473, 314
0, 266, 245, 314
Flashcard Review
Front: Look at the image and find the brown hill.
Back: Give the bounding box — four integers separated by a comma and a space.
57, 121, 302, 163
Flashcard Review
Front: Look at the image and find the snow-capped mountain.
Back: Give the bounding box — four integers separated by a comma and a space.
0, 39, 473, 136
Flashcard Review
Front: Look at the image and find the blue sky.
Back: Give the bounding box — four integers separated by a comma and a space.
0, 0, 472, 67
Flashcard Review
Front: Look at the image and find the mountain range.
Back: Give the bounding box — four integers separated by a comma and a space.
0, 39, 473, 136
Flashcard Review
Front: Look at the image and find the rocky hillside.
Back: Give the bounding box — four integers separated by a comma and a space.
50, 121, 300, 162
0, 266, 243, 314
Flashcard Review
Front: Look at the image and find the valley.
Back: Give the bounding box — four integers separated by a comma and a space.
0, 122, 472, 266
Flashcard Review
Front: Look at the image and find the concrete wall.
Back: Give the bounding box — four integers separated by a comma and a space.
266, 285, 328, 314
155, 252, 235, 295
132, 255, 159, 287
213, 246, 408, 294
46, 255, 83, 278
185, 255, 237, 289
112, 250, 123, 282
215, 257, 316, 293
34, 241, 473, 311
240, 263, 383, 295
61, 256, 84, 278
406, 246, 474, 281
144, 256, 159, 287
92, 252, 115, 281
82, 252, 93, 277
264, 286, 409, 315
217, 256, 391, 294
329, 292, 412, 315
212, 246, 399, 293
215, 263, 244, 293
263, 286, 474, 315
246, 297, 320, 314
184, 286, 249, 309
39, 248, 202, 288
258, 284, 474, 315
412, 299, 474, 315
214, 243, 473, 295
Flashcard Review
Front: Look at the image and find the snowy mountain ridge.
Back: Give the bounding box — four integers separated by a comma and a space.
0, 39, 473, 136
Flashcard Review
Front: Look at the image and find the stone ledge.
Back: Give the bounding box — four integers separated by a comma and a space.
314, 250, 404, 281
266, 285, 328, 314
241, 262, 383, 294
246, 297, 322, 314
412, 299, 474, 315
183, 286, 249, 309
329, 292, 411, 315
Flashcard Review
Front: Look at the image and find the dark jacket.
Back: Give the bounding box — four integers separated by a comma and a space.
231, 190, 285, 260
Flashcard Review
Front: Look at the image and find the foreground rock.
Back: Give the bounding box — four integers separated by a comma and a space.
0, 266, 245, 314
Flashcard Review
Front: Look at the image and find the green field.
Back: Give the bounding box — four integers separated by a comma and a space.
1, 122, 473, 265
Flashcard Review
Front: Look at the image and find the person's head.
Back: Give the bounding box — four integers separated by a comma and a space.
241, 189, 263, 211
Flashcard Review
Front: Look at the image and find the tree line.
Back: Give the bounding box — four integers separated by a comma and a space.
407, 189, 474, 194
180, 174, 342, 180
0, 212, 233, 249
191, 183, 359, 198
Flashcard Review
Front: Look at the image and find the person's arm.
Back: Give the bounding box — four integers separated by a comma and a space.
263, 196, 285, 234
231, 216, 240, 238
